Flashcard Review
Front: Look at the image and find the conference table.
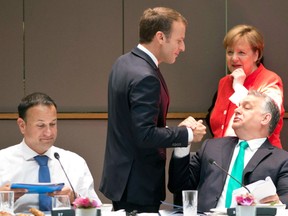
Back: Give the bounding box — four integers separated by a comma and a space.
13, 204, 288, 216
79, 208, 288, 216
108, 208, 288, 216
14, 208, 288, 216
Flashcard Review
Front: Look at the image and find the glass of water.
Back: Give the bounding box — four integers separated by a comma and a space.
52, 195, 71, 210
0, 191, 14, 214
182, 190, 198, 216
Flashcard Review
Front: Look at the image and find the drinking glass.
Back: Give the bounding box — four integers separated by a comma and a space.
52, 195, 71, 210
0, 191, 14, 214
182, 190, 197, 216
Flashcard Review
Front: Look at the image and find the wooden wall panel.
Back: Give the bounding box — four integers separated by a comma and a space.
0, 1, 24, 111
55, 120, 109, 203
24, 0, 122, 112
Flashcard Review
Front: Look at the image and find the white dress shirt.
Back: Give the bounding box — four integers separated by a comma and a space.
0, 140, 102, 213
216, 138, 266, 208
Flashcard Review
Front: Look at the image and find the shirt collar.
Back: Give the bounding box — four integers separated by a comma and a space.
238, 138, 267, 151
20, 139, 54, 161
137, 44, 159, 67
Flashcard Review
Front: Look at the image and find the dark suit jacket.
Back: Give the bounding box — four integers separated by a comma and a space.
168, 136, 288, 212
100, 47, 189, 206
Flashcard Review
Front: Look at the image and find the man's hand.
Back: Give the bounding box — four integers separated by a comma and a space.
192, 120, 206, 143
259, 194, 280, 205
50, 186, 77, 204
178, 116, 197, 129
0, 183, 27, 201
178, 117, 206, 143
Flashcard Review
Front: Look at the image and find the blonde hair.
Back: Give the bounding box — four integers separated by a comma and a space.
223, 24, 264, 64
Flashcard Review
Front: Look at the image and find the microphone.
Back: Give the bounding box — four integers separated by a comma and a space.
208, 158, 251, 193
54, 152, 77, 200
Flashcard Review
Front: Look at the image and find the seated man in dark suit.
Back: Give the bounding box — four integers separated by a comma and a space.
168, 90, 288, 212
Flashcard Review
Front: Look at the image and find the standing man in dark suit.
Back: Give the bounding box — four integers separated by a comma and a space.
168, 90, 288, 212
100, 7, 206, 213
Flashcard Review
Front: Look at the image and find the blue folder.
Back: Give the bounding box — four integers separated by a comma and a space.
11, 183, 64, 193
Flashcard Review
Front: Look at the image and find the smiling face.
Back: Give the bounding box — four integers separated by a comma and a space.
158, 20, 186, 64
232, 94, 271, 140
17, 104, 57, 154
226, 37, 259, 76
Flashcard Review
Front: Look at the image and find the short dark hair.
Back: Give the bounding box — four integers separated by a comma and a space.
139, 7, 187, 44
18, 92, 57, 120
248, 90, 280, 134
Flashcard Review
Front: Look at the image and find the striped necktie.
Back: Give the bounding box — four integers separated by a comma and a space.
34, 155, 52, 211
225, 141, 249, 207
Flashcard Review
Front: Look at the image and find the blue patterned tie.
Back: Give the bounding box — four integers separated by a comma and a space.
225, 141, 249, 208
34, 155, 52, 211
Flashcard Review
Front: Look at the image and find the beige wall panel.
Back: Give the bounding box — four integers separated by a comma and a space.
55, 120, 109, 204
0, 121, 22, 148
123, 0, 226, 112
0, 1, 24, 111
24, 0, 122, 112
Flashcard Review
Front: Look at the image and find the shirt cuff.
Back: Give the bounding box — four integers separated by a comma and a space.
187, 127, 193, 143
174, 144, 191, 158
229, 84, 248, 106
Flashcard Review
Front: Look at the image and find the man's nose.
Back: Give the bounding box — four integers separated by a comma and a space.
234, 106, 241, 114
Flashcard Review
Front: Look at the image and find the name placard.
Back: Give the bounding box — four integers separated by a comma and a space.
51, 209, 75, 216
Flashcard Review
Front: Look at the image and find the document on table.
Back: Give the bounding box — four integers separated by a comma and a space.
231, 176, 276, 206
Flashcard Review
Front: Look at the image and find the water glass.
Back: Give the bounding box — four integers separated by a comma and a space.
0, 191, 14, 214
182, 190, 197, 216
53, 195, 71, 210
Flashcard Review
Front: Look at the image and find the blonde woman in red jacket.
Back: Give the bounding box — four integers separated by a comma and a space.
209, 24, 284, 148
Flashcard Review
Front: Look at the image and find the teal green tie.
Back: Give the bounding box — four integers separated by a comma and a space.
225, 141, 249, 208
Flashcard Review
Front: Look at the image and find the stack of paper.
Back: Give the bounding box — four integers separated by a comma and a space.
231, 176, 276, 207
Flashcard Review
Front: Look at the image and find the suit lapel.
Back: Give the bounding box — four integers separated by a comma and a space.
244, 139, 273, 176
132, 47, 170, 105
220, 138, 239, 184
131, 47, 156, 69
221, 138, 238, 171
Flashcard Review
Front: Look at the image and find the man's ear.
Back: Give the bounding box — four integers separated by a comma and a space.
17, 118, 25, 134
155, 31, 165, 44
261, 113, 272, 126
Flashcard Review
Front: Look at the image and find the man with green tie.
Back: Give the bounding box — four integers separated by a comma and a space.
168, 90, 288, 212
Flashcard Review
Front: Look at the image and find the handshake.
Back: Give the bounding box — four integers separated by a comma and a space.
178, 116, 207, 143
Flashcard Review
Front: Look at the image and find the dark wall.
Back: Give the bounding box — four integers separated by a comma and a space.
0, 0, 287, 207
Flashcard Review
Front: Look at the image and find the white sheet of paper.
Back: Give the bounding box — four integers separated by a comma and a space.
231, 176, 276, 207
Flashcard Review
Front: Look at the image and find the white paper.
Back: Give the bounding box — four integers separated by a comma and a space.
231, 176, 276, 207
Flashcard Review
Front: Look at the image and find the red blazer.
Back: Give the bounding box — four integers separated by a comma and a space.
210, 64, 284, 148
